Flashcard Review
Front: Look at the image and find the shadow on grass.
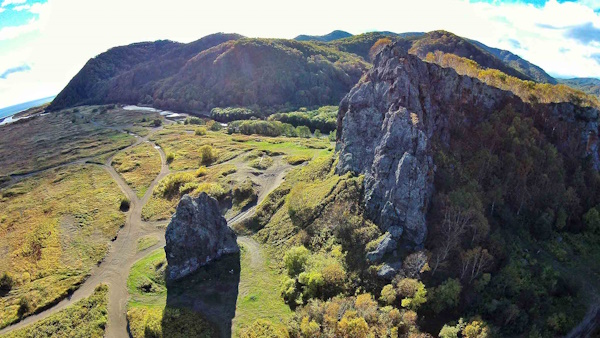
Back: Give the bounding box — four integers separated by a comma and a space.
163, 252, 241, 338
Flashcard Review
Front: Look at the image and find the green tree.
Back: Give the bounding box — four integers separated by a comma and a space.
397, 279, 427, 310
430, 278, 462, 313
462, 320, 489, 338
296, 126, 311, 138
583, 207, 600, 233
328, 130, 337, 142
284, 246, 310, 277
379, 284, 397, 305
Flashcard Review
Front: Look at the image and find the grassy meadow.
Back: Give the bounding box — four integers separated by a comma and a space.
0, 165, 125, 328
142, 126, 333, 222
0, 105, 161, 176
112, 143, 162, 198
1, 284, 108, 338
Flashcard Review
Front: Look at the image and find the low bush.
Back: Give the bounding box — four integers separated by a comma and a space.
249, 156, 273, 170
195, 166, 208, 177
166, 152, 174, 164
233, 179, 256, 205
184, 117, 204, 125
195, 127, 207, 136
17, 296, 31, 318
199, 145, 217, 165
0, 272, 14, 295
154, 172, 195, 198
284, 154, 312, 165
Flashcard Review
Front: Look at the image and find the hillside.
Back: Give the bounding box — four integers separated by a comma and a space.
293, 30, 353, 42
406, 31, 534, 81
50, 30, 566, 115
336, 41, 600, 337
470, 39, 557, 84
559, 78, 600, 98
49, 35, 369, 113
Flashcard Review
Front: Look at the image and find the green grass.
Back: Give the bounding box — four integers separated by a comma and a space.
127, 239, 292, 338
142, 128, 333, 222
249, 156, 273, 170
232, 241, 292, 336
126, 249, 216, 338
124, 126, 152, 137
150, 127, 249, 171
112, 143, 162, 198
137, 235, 160, 252
0, 165, 126, 328
1, 284, 108, 338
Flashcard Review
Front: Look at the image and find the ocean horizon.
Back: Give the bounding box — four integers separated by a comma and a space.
0, 96, 55, 120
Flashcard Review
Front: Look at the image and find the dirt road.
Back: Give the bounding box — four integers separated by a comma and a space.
0, 130, 169, 337
0, 125, 294, 337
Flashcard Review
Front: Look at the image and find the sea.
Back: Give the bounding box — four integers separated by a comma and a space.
0, 96, 55, 121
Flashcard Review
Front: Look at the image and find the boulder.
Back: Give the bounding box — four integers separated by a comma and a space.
165, 192, 239, 280
366, 233, 397, 263
377, 261, 403, 280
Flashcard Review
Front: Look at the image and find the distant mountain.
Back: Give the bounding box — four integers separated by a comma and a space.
50, 33, 243, 111
50, 30, 569, 114
294, 30, 353, 42
49, 34, 369, 113
558, 78, 600, 98
470, 40, 557, 84
330, 32, 424, 60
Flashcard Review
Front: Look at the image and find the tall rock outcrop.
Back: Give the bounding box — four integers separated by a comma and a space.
336, 43, 600, 251
165, 192, 239, 280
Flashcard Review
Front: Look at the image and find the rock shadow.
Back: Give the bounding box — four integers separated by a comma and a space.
163, 252, 241, 338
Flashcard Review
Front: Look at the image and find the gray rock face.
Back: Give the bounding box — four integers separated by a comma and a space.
377, 261, 403, 280
165, 192, 239, 280
337, 44, 600, 250
366, 233, 397, 263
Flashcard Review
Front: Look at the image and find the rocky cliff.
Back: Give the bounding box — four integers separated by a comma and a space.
165, 193, 239, 280
336, 43, 600, 251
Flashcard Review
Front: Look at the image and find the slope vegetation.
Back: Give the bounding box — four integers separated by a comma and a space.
49, 35, 368, 114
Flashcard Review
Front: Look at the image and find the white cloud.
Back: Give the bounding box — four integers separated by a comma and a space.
1, 0, 26, 7
0, 7, 4, 13
12, 4, 30, 11
0, 19, 40, 41
2, 0, 600, 108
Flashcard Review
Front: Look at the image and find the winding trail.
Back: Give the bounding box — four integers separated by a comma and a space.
0, 120, 295, 337
0, 128, 170, 337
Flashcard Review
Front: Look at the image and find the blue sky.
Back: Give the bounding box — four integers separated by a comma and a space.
1, 0, 600, 108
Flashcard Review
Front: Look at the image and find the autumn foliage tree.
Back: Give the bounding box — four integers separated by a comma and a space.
369, 38, 392, 61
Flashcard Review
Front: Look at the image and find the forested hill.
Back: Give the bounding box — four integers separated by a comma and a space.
49, 29, 593, 114
293, 30, 353, 42
49, 34, 369, 113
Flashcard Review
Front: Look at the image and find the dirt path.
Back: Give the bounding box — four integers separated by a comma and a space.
226, 156, 292, 225
0, 125, 294, 337
0, 129, 169, 338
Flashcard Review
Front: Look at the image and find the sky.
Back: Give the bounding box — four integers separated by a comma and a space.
1, 0, 600, 109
